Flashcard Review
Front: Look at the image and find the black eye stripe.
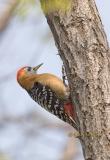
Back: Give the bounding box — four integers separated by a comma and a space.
27, 67, 31, 71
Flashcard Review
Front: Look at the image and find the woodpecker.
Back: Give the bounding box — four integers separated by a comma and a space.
17, 63, 78, 130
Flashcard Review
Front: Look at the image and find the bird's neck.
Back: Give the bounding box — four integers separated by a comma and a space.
18, 75, 37, 90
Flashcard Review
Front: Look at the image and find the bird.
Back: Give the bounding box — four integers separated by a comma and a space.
17, 63, 78, 130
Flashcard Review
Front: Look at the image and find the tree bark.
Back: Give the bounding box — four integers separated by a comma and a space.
40, 0, 110, 159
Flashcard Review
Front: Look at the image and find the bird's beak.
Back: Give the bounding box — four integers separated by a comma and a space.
33, 63, 43, 71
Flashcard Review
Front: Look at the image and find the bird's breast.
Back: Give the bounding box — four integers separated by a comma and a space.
28, 82, 64, 115
27, 82, 77, 129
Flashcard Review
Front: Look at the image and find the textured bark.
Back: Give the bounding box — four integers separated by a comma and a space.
40, 0, 110, 159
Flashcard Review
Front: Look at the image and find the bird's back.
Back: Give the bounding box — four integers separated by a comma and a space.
28, 81, 64, 116
28, 81, 76, 128
34, 73, 67, 99
21, 73, 67, 100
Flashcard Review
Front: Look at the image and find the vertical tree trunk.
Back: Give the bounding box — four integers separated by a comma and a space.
40, 0, 110, 159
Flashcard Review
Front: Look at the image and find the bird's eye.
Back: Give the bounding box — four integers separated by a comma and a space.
27, 67, 31, 72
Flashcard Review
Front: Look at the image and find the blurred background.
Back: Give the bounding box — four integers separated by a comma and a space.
0, 0, 109, 160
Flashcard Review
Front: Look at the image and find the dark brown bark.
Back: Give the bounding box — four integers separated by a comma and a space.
40, 0, 110, 159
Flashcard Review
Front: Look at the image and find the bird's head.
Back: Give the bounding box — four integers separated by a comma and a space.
17, 63, 43, 83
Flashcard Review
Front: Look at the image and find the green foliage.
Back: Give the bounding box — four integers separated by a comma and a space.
40, 0, 72, 13
15, 0, 72, 16
16, 0, 36, 16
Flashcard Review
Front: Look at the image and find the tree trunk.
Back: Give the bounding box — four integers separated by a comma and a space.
40, 0, 110, 159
